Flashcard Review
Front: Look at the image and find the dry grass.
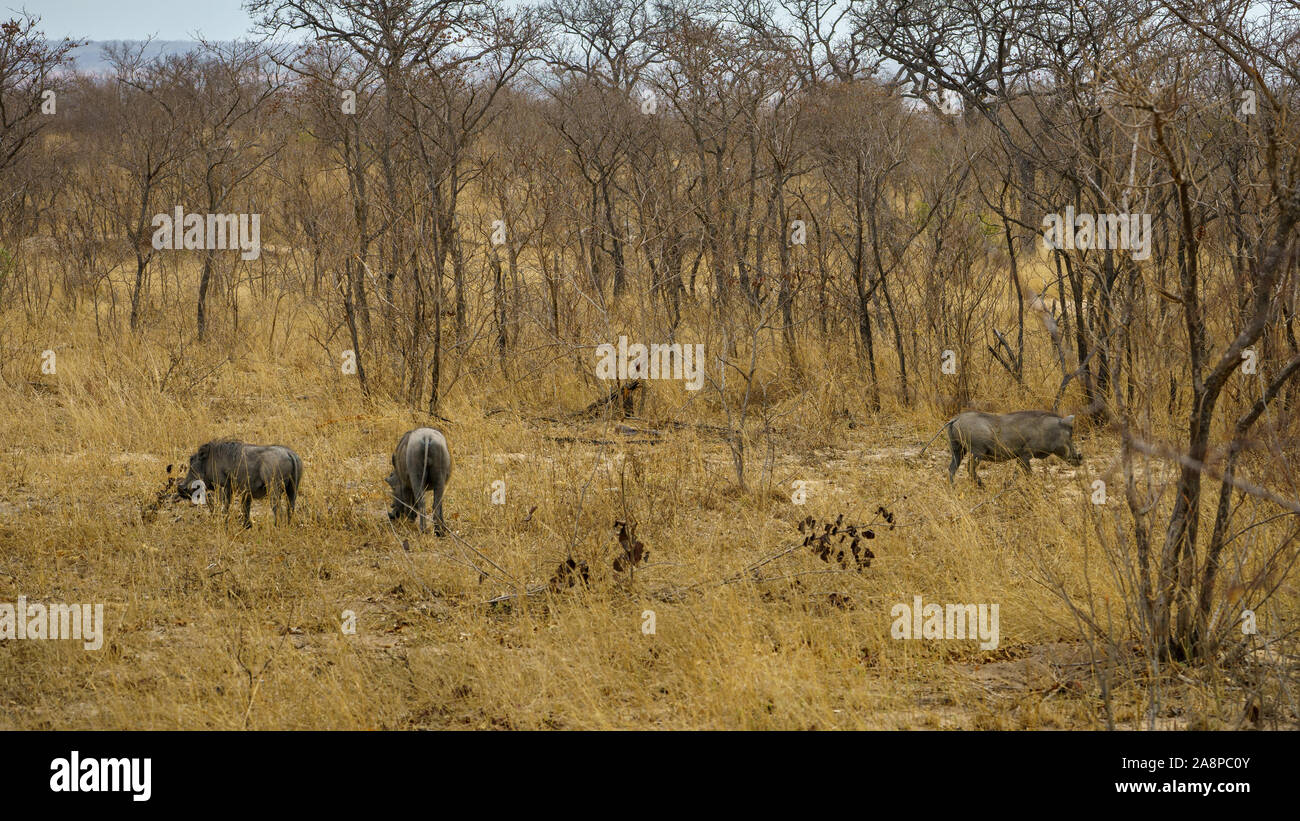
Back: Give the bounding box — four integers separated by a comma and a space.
0, 277, 1293, 730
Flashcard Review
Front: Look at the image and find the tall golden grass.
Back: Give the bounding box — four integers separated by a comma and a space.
0, 258, 1292, 730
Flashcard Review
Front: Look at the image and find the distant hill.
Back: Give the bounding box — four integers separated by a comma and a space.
63, 40, 206, 74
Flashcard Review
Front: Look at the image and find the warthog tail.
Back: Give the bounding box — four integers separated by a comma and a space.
416, 434, 429, 513
918, 419, 956, 457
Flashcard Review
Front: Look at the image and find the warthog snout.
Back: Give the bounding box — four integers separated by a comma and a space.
176, 460, 200, 499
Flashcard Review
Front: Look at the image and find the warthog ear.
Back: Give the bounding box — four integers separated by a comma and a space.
1062, 415, 1076, 428
197, 443, 211, 458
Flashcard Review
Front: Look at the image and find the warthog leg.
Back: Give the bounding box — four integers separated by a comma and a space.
430, 475, 448, 537
269, 479, 295, 525
412, 487, 427, 532
948, 443, 965, 484
284, 480, 296, 524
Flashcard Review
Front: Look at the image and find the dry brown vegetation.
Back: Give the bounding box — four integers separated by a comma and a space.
1, 0, 1299, 729
0, 279, 1293, 729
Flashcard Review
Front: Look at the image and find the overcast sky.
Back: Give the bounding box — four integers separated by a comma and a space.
11, 0, 260, 41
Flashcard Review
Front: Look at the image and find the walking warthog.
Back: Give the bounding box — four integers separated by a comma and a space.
921, 411, 1082, 486
387, 427, 452, 535
177, 440, 302, 527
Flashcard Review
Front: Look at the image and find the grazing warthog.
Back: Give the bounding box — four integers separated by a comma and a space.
921, 411, 1082, 486
386, 427, 452, 535
178, 440, 302, 527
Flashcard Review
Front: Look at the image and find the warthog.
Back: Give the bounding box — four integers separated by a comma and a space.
921, 411, 1082, 486
178, 440, 302, 527
386, 427, 452, 535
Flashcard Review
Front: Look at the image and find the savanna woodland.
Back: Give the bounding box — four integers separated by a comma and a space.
1, 0, 1298, 729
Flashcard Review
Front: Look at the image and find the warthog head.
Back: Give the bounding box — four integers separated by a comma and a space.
1059, 415, 1083, 465
177, 443, 212, 500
